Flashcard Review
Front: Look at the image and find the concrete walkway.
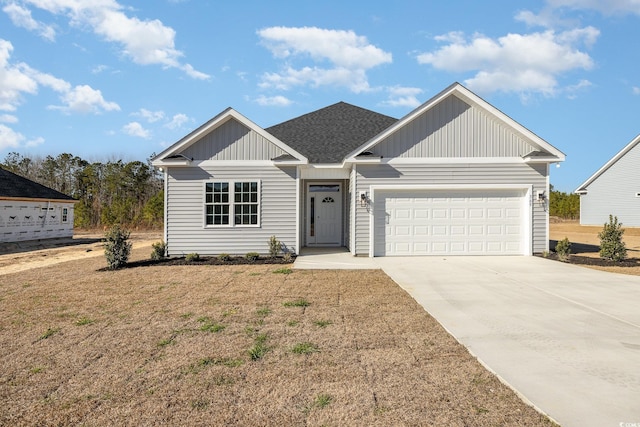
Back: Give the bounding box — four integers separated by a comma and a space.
294, 251, 640, 427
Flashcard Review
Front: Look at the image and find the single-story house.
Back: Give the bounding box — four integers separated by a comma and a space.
152, 82, 565, 257
575, 133, 640, 226
0, 167, 76, 243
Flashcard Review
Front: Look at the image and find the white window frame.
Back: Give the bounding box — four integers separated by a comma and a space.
61, 207, 69, 223
204, 180, 261, 228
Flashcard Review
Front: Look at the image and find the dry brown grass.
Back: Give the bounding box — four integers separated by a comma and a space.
0, 247, 556, 426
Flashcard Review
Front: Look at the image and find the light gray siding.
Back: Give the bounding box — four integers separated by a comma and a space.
165, 165, 297, 255
179, 119, 286, 161
580, 142, 640, 226
372, 96, 538, 158
0, 200, 75, 243
353, 162, 548, 255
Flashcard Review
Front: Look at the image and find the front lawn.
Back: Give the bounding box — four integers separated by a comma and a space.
0, 248, 556, 426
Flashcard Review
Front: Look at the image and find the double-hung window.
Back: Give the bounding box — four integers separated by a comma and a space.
205, 181, 259, 226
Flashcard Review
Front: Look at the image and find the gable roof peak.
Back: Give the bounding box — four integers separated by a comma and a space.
575, 133, 640, 193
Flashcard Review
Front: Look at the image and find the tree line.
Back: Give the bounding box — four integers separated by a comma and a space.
549, 186, 580, 219
1, 152, 163, 229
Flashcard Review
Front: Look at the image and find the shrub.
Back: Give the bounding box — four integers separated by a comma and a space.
283, 252, 293, 263
217, 253, 230, 261
150, 241, 167, 260
104, 225, 132, 270
245, 252, 260, 261
598, 215, 627, 262
555, 237, 571, 262
185, 253, 200, 262
268, 235, 281, 258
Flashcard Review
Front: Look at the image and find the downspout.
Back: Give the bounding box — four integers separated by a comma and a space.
163, 168, 168, 255
295, 167, 300, 255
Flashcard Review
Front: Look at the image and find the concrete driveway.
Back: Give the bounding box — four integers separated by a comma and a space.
295, 253, 640, 427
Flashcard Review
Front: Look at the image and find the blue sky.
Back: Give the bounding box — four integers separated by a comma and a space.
1, 0, 639, 192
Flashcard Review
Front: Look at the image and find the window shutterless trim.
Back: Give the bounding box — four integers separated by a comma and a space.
204, 180, 261, 228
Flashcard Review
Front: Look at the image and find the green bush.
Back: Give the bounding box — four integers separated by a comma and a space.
217, 253, 230, 261
245, 252, 260, 261
555, 237, 571, 262
598, 215, 627, 262
104, 225, 132, 270
185, 253, 200, 262
150, 241, 167, 260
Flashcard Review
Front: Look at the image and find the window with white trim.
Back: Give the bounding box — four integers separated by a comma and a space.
61, 207, 69, 223
205, 181, 260, 226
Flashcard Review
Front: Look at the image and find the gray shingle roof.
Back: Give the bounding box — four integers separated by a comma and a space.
266, 102, 397, 164
0, 167, 75, 201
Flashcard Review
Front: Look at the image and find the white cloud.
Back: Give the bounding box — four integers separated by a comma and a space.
11, 0, 210, 79
92, 64, 108, 74
380, 86, 423, 108
0, 39, 38, 111
180, 63, 210, 80
164, 113, 190, 130
1, 38, 119, 115
133, 108, 165, 123
50, 84, 120, 114
25, 135, 44, 147
546, 0, 640, 15
254, 95, 293, 107
417, 29, 598, 97
0, 124, 23, 149
122, 121, 151, 139
257, 26, 392, 93
0, 114, 18, 123
3, 1, 56, 41
633, 86, 640, 95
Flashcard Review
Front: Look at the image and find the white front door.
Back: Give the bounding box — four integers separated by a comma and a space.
307, 184, 342, 245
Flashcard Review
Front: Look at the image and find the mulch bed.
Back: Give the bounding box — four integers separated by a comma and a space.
104, 254, 296, 270
542, 252, 640, 267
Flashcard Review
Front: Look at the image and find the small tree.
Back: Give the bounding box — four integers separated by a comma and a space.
555, 237, 571, 262
598, 215, 627, 262
104, 225, 132, 269
268, 235, 281, 258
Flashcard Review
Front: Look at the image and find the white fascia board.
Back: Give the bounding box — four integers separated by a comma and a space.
574, 133, 640, 194
151, 108, 308, 164
151, 159, 191, 167
193, 160, 275, 167
369, 183, 531, 192
385, 156, 525, 165
345, 82, 565, 163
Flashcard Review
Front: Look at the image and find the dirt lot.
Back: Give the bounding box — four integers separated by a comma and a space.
0, 230, 162, 276
0, 244, 556, 426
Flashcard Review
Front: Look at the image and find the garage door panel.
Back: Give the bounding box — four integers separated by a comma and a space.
374, 189, 526, 256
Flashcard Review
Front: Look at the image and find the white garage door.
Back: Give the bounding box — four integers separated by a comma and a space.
373, 189, 527, 256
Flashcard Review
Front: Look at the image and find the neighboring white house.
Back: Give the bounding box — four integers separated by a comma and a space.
0, 167, 77, 243
152, 82, 565, 257
575, 134, 640, 227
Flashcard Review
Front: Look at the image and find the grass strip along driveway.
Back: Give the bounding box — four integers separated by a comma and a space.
0, 248, 556, 426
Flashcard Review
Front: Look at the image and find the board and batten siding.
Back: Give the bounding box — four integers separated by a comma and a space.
352, 162, 548, 255
179, 119, 286, 161
165, 165, 297, 255
580, 142, 640, 226
372, 96, 538, 159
